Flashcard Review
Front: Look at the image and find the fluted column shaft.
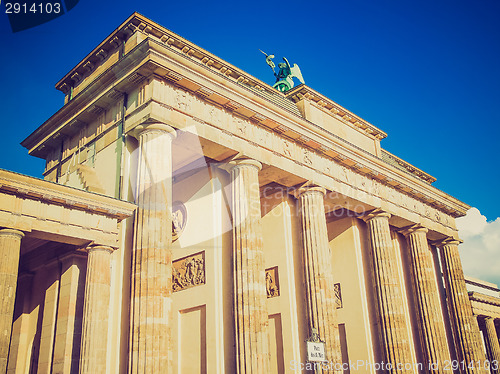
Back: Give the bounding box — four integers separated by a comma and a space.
297, 186, 341, 373
0, 228, 24, 374
53, 253, 87, 373
129, 123, 176, 374
79, 245, 112, 374
230, 158, 270, 374
484, 318, 500, 373
439, 239, 487, 373
403, 226, 451, 372
363, 210, 415, 373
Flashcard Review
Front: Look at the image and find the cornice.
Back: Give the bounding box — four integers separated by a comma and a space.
381, 150, 436, 184
55, 14, 137, 93
469, 291, 500, 307
55, 12, 277, 97
0, 169, 136, 220
286, 85, 387, 141
22, 40, 150, 155
465, 277, 500, 292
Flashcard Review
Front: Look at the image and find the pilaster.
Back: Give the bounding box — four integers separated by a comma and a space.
362, 210, 415, 373
129, 123, 177, 374
401, 225, 451, 372
437, 238, 488, 373
296, 186, 341, 373
229, 157, 271, 374
79, 245, 113, 374
0, 228, 24, 374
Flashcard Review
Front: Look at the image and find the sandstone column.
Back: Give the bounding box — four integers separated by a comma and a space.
437, 238, 488, 373
79, 245, 113, 374
0, 228, 24, 374
297, 186, 341, 372
53, 252, 87, 374
129, 123, 176, 374
402, 225, 451, 371
6, 272, 33, 374
484, 317, 500, 373
37, 261, 60, 374
229, 158, 270, 374
362, 210, 415, 373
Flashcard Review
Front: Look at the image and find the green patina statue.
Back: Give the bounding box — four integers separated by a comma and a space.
260, 50, 305, 92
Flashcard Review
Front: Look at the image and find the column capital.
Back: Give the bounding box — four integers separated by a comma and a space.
0, 228, 25, 239
130, 122, 177, 140
225, 156, 262, 172
400, 223, 428, 237
433, 236, 463, 248
293, 184, 326, 199
361, 208, 391, 223
85, 244, 114, 254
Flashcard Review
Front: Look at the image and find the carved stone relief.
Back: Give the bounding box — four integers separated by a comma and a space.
323, 165, 332, 176
235, 118, 247, 136
401, 195, 409, 209
172, 251, 205, 292
259, 128, 271, 145
283, 139, 292, 157
445, 215, 450, 225
435, 211, 442, 223
334, 283, 342, 309
425, 206, 431, 218
266, 267, 280, 298
207, 106, 220, 123
303, 150, 313, 166
173, 88, 192, 112
339, 166, 349, 183
172, 201, 187, 242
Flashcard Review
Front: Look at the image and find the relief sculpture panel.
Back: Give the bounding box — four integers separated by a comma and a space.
173, 252, 205, 292
266, 267, 280, 298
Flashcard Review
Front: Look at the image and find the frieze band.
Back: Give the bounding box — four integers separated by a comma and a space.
172, 252, 205, 292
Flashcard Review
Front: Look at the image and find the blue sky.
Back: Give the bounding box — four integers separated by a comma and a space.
1, 0, 499, 224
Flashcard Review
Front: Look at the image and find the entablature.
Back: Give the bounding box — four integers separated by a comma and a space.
0, 169, 136, 221
23, 15, 469, 224
469, 291, 500, 319
27, 43, 469, 222
469, 292, 500, 307
0, 169, 136, 248
120, 87, 468, 225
